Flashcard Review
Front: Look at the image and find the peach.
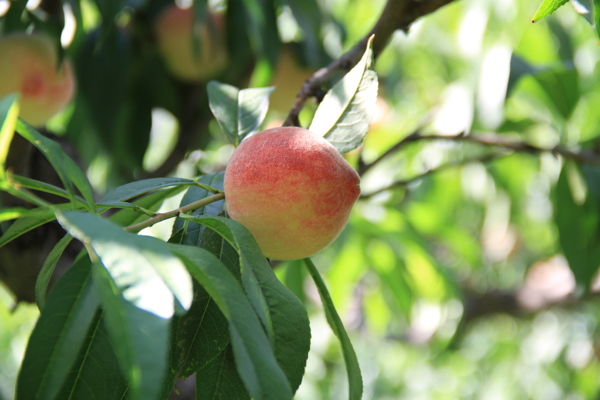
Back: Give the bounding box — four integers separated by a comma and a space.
0, 33, 75, 127
154, 5, 228, 82
224, 127, 361, 260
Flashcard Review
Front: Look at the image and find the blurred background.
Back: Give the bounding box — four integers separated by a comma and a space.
2, 0, 600, 398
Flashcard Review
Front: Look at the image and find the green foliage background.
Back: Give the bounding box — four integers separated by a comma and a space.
2, 0, 600, 399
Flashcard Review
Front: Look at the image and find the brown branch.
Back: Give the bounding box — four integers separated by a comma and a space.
124, 192, 224, 233
360, 153, 505, 199
283, 0, 456, 127
359, 130, 600, 178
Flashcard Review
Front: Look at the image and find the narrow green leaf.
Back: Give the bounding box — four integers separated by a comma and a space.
54, 310, 129, 400
304, 258, 363, 400
531, 0, 569, 22
99, 177, 196, 203
196, 345, 249, 400
58, 211, 193, 318
0, 207, 50, 222
178, 215, 311, 393
594, 0, 600, 37
11, 174, 87, 205
309, 37, 378, 154
0, 213, 56, 248
16, 256, 100, 400
168, 244, 293, 400
36, 234, 74, 310
207, 81, 274, 146
91, 261, 169, 400
0, 93, 19, 180
15, 120, 96, 210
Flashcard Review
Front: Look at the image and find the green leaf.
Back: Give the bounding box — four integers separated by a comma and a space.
15, 120, 96, 210
172, 172, 226, 246
207, 81, 274, 146
168, 244, 293, 400
531, 0, 570, 22
0, 93, 19, 180
91, 261, 169, 400
35, 234, 74, 310
54, 310, 129, 400
100, 177, 197, 203
11, 174, 87, 205
58, 211, 193, 318
168, 173, 230, 378
532, 68, 579, 120
196, 344, 250, 400
0, 213, 56, 248
108, 186, 186, 227
594, 0, 600, 37
174, 279, 230, 379
178, 215, 310, 393
309, 37, 378, 154
304, 258, 363, 400
16, 256, 100, 400
554, 162, 600, 290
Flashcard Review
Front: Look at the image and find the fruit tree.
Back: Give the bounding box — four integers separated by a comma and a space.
2, 0, 600, 399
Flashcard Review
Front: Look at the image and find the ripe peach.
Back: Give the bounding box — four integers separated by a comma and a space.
224, 127, 361, 260
0, 33, 75, 127
154, 5, 228, 82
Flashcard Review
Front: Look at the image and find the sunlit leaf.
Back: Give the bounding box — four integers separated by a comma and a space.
207, 81, 274, 145
58, 211, 193, 318
0, 93, 19, 180
309, 37, 378, 154
531, 0, 569, 22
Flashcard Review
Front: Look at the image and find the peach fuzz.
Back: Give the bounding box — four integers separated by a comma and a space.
224, 127, 361, 260
0, 34, 75, 127
154, 5, 228, 82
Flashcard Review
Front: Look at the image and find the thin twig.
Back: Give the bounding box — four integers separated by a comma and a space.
124, 192, 224, 233
360, 153, 504, 199
284, 0, 456, 127
359, 131, 600, 177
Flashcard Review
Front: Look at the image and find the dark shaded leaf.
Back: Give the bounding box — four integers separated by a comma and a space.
196, 344, 249, 400
16, 256, 100, 400
169, 244, 293, 399
178, 215, 310, 393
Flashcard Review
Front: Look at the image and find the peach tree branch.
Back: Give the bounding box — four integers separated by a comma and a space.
283, 0, 456, 127
124, 192, 224, 233
359, 130, 600, 177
